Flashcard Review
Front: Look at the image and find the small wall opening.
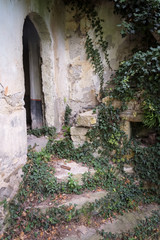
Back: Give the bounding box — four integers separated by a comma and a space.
131, 122, 156, 145
23, 16, 44, 129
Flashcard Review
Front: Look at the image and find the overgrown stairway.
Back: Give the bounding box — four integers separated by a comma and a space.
1, 129, 159, 240
27, 133, 160, 239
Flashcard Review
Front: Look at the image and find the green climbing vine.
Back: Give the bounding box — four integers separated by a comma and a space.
107, 46, 160, 129
111, 0, 160, 37
85, 34, 105, 92
64, 104, 72, 126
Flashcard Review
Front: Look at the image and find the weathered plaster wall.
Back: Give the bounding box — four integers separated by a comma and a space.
0, 0, 64, 230
0, 0, 28, 230
64, 1, 136, 117
0, 0, 27, 200
50, 0, 68, 128
65, 8, 98, 117
0, 0, 64, 202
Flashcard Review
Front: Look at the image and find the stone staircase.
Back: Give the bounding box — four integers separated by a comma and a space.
26, 131, 159, 240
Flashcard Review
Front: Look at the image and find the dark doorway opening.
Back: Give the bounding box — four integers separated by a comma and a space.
23, 16, 44, 129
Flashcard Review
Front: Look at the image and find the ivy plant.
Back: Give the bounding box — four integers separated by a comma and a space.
108, 46, 160, 129
111, 0, 160, 37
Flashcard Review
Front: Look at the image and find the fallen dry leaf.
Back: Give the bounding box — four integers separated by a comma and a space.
51, 230, 57, 235
96, 188, 103, 192
101, 219, 106, 223
20, 231, 25, 240
66, 206, 74, 211
22, 211, 27, 217
61, 165, 71, 170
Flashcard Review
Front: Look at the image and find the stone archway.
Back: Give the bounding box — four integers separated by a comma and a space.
23, 12, 55, 128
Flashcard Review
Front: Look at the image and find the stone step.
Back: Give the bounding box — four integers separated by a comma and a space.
27, 132, 66, 152
58, 190, 106, 210
33, 190, 107, 214
27, 136, 96, 184
27, 134, 48, 152
63, 204, 160, 240
50, 158, 95, 185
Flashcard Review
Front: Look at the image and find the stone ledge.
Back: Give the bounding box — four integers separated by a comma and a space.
120, 110, 143, 122
33, 190, 106, 214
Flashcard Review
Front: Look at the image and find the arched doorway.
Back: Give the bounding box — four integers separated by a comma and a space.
23, 12, 57, 130
23, 16, 44, 129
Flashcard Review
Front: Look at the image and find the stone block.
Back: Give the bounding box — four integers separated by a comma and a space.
127, 100, 141, 111
120, 120, 131, 140
123, 164, 134, 174
120, 110, 143, 122
76, 110, 97, 127
52, 159, 95, 185
70, 126, 89, 147
123, 150, 134, 161
127, 100, 136, 110
102, 96, 122, 109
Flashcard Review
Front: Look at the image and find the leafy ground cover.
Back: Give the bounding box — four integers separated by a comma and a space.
1, 122, 160, 239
